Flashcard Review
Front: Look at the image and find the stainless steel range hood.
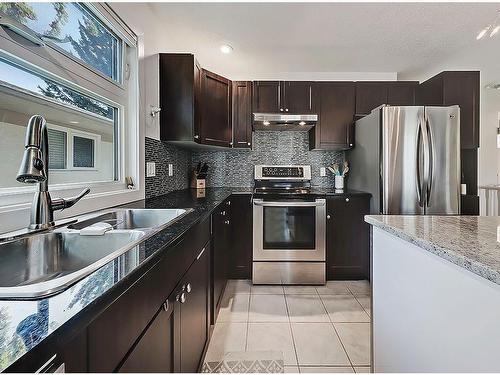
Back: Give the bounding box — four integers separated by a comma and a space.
253, 113, 318, 131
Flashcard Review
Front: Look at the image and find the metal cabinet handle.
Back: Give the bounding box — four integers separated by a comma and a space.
247, 142, 251, 146
285, 108, 289, 112
194, 135, 199, 139
162, 300, 169, 312
177, 292, 186, 304
327, 215, 331, 219
226, 200, 231, 206
345, 198, 350, 202
225, 220, 230, 225
222, 210, 226, 216
196, 247, 205, 260
185, 283, 192, 293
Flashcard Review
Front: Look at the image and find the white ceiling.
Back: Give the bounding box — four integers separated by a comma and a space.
115, 2, 500, 81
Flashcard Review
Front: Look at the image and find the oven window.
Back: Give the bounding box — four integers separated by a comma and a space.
263, 206, 316, 249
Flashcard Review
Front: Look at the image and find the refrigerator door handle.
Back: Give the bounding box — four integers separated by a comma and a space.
416, 120, 424, 207
425, 116, 434, 206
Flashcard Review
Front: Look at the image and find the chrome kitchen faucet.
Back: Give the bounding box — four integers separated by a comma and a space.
17, 115, 90, 230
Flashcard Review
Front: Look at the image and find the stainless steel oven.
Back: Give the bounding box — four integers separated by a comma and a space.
252, 165, 326, 285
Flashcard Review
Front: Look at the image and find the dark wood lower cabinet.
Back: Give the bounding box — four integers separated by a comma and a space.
179, 243, 210, 373
228, 195, 252, 279
118, 294, 179, 373
211, 200, 231, 323
327, 195, 371, 280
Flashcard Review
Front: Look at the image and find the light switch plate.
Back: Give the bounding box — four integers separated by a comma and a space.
320, 167, 326, 177
146, 162, 156, 177
168, 164, 173, 176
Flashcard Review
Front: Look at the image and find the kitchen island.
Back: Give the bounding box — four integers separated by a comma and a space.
366, 215, 500, 372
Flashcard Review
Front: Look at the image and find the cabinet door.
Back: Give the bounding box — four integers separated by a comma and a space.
311, 82, 355, 150
179, 244, 210, 373
118, 294, 180, 373
442, 71, 480, 149
193, 60, 202, 142
211, 205, 230, 323
228, 195, 252, 279
355, 83, 388, 116
327, 196, 370, 280
232, 81, 253, 148
200, 69, 232, 147
284, 81, 313, 113
253, 81, 281, 113
387, 83, 417, 106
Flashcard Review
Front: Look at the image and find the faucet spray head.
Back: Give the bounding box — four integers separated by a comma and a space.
16, 115, 47, 184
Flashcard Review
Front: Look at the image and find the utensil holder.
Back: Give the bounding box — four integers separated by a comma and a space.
335, 175, 344, 189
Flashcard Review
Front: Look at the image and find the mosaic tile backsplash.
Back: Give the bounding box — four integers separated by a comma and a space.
191, 131, 344, 188
145, 137, 191, 198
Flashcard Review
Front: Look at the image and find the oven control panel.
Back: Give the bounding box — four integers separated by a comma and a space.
255, 165, 312, 180
262, 166, 304, 178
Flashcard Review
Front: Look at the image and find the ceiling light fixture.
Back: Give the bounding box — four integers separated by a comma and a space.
220, 44, 233, 54
477, 11, 500, 40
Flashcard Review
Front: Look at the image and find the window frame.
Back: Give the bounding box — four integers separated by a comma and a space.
0, 3, 143, 234
46, 124, 101, 172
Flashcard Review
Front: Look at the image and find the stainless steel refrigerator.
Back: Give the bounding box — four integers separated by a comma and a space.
348, 105, 460, 215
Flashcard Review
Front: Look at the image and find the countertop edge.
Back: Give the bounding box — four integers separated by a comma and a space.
365, 215, 500, 286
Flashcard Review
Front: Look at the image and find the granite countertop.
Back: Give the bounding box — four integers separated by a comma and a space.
366, 215, 500, 286
0, 187, 250, 371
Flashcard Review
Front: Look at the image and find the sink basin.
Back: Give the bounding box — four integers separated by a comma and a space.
68, 208, 190, 231
0, 230, 144, 299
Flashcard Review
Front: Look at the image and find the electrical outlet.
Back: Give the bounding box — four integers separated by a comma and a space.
146, 162, 156, 177
320, 167, 326, 177
168, 163, 173, 176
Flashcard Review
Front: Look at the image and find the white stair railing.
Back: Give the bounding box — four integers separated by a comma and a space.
479, 185, 500, 216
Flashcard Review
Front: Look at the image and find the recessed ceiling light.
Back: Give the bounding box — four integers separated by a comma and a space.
220, 44, 233, 54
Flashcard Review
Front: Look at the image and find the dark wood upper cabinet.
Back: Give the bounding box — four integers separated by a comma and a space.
253, 81, 313, 113
327, 195, 371, 280
355, 81, 417, 116
355, 82, 388, 116
309, 82, 355, 150
417, 71, 479, 149
284, 81, 313, 113
159, 54, 233, 148
232, 81, 253, 148
253, 81, 280, 112
387, 82, 417, 106
200, 69, 232, 147
159, 53, 200, 143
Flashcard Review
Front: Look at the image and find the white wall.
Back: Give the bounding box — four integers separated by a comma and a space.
401, 41, 500, 213
111, 3, 398, 141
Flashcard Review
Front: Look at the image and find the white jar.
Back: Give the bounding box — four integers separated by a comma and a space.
335, 175, 344, 189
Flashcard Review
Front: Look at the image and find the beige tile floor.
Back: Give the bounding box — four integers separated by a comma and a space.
204, 280, 372, 373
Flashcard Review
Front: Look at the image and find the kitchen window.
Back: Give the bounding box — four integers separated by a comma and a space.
0, 3, 140, 230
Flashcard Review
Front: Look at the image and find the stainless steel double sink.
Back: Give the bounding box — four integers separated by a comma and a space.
0, 208, 192, 299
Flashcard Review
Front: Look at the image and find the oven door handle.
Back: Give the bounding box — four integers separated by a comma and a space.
253, 200, 325, 207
